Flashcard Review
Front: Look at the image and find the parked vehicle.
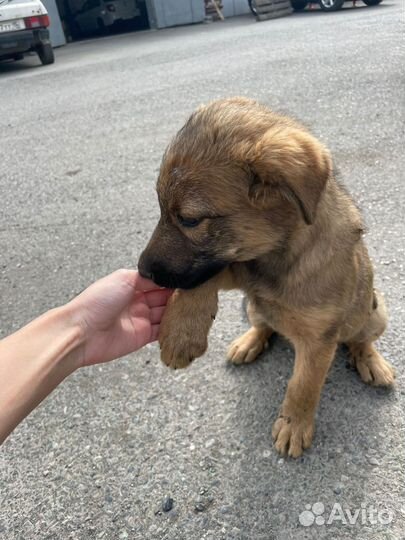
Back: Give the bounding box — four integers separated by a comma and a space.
0, 0, 54, 64
74, 0, 140, 35
292, 0, 382, 11
248, 0, 383, 13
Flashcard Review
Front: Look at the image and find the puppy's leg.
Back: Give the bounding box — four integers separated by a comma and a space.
272, 340, 337, 458
159, 269, 236, 369
347, 290, 395, 387
228, 300, 273, 364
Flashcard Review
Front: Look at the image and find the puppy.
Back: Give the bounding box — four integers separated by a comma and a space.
138, 97, 395, 457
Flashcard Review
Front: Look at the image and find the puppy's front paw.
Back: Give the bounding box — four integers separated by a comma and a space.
158, 289, 217, 369
272, 414, 314, 458
160, 333, 208, 369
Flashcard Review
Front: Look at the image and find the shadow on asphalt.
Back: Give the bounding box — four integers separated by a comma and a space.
0, 54, 41, 75
220, 331, 395, 533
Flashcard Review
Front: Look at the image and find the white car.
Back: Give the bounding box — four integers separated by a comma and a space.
74, 0, 140, 35
0, 0, 54, 64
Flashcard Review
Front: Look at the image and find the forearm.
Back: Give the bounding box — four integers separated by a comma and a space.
0, 306, 83, 444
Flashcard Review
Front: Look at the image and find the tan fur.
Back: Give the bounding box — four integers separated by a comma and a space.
138, 97, 395, 458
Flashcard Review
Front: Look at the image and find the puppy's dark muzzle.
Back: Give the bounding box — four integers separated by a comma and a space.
138, 252, 169, 287
138, 249, 188, 288
138, 257, 193, 289
138, 250, 227, 290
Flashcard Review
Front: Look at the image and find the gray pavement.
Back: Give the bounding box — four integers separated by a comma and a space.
1, 3, 404, 539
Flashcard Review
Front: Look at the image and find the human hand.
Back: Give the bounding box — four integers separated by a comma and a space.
66, 269, 172, 367
0, 269, 172, 443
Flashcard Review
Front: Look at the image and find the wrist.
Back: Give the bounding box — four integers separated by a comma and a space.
0, 305, 86, 444
50, 304, 86, 372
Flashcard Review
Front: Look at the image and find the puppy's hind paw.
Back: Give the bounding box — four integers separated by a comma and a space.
348, 343, 396, 387
227, 327, 271, 365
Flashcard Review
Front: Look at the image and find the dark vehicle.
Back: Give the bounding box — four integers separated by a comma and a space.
248, 0, 382, 13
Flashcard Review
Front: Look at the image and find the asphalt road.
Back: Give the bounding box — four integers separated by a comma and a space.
1, 3, 404, 539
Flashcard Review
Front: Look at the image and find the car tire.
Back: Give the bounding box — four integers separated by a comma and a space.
291, 0, 308, 10
319, 0, 345, 10
362, 0, 382, 5
37, 42, 55, 65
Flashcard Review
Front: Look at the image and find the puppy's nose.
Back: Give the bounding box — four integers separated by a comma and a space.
138, 265, 154, 283
138, 252, 154, 281
140, 268, 154, 281
138, 250, 175, 287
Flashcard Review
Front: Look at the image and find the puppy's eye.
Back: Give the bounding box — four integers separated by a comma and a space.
177, 215, 202, 228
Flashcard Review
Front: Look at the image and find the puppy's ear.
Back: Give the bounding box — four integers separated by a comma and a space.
248, 126, 332, 224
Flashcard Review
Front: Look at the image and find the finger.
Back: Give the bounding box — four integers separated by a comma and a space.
143, 288, 174, 308
149, 305, 166, 325
72, 269, 138, 302
150, 324, 160, 342
133, 270, 163, 292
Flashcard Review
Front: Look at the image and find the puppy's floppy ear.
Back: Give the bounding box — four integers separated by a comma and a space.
247, 125, 332, 224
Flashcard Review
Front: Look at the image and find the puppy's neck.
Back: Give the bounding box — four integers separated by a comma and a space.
240, 179, 363, 296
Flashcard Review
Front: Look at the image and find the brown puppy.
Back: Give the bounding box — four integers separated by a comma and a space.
138, 97, 395, 458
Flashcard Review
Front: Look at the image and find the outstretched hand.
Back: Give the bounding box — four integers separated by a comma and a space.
67, 269, 172, 367
0, 269, 173, 444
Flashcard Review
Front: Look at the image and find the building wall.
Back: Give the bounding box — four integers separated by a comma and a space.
42, 0, 66, 47
222, 0, 251, 16
148, 0, 205, 28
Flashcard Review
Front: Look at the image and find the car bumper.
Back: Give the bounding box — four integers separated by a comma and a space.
0, 28, 49, 58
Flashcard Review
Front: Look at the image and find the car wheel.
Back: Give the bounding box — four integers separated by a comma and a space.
291, 0, 308, 10
319, 0, 345, 10
362, 0, 382, 5
37, 42, 55, 65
